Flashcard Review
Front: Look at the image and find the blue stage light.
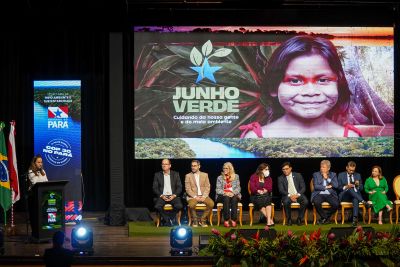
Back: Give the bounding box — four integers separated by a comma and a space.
71, 225, 93, 255
76, 227, 87, 238
170, 226, 192, 256
177, 227, 187, 238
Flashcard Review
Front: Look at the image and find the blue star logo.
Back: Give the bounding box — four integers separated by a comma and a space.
191, 58, 221, 83
54, 109, 63, 118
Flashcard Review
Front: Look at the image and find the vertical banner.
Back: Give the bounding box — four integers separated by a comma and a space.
33, 80, 82, 223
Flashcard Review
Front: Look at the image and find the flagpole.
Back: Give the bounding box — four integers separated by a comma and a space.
11, 200, 14, 227
7, 120, 18, 235
9, 201, 17, 236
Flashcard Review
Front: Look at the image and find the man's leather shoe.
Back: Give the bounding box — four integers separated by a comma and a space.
296, 218, 302, 226
287, 219, 292, 226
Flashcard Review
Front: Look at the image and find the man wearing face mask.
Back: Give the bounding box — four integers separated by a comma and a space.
278, 162, 308, 226
249, 163, 274, 227
311, 160, 339, 224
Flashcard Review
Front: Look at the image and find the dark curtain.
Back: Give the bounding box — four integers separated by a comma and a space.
0, 30, 109, 211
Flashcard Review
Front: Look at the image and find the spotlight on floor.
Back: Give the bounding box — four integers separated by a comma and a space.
170, 226, 192, 256
71, 225, 93, 255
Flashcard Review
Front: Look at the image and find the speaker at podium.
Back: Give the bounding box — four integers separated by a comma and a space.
29, 180, 69, 242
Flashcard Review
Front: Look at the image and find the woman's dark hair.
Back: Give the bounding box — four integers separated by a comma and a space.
262, 35, 351, 122
256, 163, 270, 180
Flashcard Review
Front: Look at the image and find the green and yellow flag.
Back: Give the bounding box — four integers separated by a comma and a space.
0, 121, 11, 224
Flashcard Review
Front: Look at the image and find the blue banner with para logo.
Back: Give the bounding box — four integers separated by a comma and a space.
34, 80, 82, 223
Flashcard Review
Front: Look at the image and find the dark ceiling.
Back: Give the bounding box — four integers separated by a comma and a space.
1, 0, 399, 30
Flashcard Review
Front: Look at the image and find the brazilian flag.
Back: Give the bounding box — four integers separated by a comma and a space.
0, 121, 11, 224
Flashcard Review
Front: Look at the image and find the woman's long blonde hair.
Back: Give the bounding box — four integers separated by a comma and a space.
221, 162, 236, 182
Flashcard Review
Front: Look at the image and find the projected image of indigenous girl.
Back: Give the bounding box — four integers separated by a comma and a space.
241, 35, 360, 138
133, 26, 394, 159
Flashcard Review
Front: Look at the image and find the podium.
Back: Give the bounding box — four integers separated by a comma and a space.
29, 180, 69, 242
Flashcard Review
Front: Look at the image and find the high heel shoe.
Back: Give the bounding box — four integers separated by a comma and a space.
378, 221, 383, 225
223, 221, 230, 227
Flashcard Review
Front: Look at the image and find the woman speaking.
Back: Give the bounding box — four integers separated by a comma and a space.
28, 154, 48, 190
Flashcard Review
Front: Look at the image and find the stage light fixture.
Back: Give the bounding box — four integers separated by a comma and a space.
71, 225, 93, 255
170, 226, 192, 256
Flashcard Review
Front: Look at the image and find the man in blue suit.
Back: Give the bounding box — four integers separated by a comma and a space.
278, 162, 309, 226
311, 160, 339, 224
338, 161, 371, 226
152, 159, 183, 226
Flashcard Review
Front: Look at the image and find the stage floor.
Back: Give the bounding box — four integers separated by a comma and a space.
0, 210, 396, 266
1, 211, 216, 266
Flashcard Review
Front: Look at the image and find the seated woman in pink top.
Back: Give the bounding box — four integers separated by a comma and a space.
249, 163, 274, 226
240, 35, 361, 138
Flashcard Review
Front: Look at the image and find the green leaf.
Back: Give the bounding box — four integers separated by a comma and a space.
202, 40, 213, 57
190, 47, 203, 66
212, 48, 233, 58
239, 257, 249, 267
165, 45, 192, 60
379, 257, 395, 267
138, 55, 182, 88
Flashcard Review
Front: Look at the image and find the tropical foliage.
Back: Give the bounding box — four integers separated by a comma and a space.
135, 138, 195, 159
134, 39, 267, 138
209, 137, 393, 158
202, 226, 400, 267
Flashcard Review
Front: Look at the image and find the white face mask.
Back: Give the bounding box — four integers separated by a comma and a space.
263, 170, 270, 177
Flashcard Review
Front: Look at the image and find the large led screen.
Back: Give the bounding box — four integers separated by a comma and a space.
34, 80, 82, 222
134, 26, 394, 158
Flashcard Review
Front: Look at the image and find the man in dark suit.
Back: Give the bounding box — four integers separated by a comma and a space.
44, 231, 73, 267
311, 160, 339, 224
152, 159, 183, 226
338, 161, 371, 226
278, 162, 309, 226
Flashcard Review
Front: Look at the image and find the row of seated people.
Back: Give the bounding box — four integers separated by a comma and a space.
153, 159, 398, 227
